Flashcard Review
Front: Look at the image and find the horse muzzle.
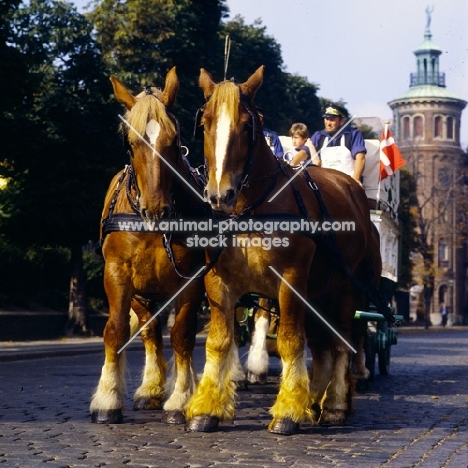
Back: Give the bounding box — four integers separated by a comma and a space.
140, 204, 172, 222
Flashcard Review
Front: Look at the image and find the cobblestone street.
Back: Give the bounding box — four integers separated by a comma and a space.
0, 328, 467, 467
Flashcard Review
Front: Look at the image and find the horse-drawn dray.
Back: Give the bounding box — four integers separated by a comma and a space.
91, 66, 403, 435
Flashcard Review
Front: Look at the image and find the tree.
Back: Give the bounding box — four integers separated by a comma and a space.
398, 168, 419, 290
282, 73, 322, 135
357, 124, 378, 139
0, 0, 31, 179
221, 16, 322, 136
90, 3, 322, 160
0, 0, 121, 334
89, 0, 227, 164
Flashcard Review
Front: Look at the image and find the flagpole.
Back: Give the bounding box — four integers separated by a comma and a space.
377, 121, 390, 211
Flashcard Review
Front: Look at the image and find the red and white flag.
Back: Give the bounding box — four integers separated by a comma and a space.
379, 124, 406, 180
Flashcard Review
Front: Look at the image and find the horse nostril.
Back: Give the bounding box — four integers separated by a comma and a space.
224, 189, 236, 205
209, 195, 219, 205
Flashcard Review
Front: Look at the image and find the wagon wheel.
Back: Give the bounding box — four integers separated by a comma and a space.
378, 321, 391, 375
364, 327, 376, 381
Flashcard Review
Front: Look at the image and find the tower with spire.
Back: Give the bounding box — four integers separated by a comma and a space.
388, 7, 467, 326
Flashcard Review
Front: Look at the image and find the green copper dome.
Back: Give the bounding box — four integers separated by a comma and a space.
396, 85, 461, 101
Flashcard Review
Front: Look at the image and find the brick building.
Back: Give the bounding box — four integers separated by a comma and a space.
388, 16, 467, 325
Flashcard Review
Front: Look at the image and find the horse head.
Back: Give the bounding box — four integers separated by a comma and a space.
198, 66, 265, 213
110, 67, 180, 221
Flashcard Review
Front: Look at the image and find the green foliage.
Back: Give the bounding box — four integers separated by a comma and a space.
357, 124, 378, 139
89, 0, 227, 165
83, 244, 106, 312
282, 74, 322, 135
221, 16, 322, 136
90, 5, 322, 162
0, 0, 124, 313
398, 168, 420, 289
0, 0, 122, 249
0, 238, 70, 309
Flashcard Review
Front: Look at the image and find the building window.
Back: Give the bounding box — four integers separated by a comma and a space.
438, 167, 451, 189
403, 116, 410, 139
434, 116, 442, 138
416, 173, 424, 190
438, 238, 449, 267
447, 116, 454, 139
438, 285, 448, 304
414, 116, 424, 138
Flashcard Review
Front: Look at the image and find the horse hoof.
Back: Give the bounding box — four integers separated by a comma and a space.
133, 397, 163, 410
186, 415, 220, 432
236, 379, 249, 391
268, 418, 300, 435
162, 410, 186, 425
319, 408, 347, 426
91, 409, 123, 424
247, 372, 267, 385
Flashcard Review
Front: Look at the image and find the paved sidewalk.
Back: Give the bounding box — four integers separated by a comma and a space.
0, 325, 465, 362
0, 337, 107, 362
0, 333, 211, 362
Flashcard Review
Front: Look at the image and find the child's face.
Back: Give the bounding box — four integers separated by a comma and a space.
291, 133, 307, 148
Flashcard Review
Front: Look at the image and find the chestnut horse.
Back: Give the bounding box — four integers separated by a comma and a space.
244, 226, 382, 384
90, 68, 208, 424
185, 66, 382, 435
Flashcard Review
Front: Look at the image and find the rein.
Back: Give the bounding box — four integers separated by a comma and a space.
237, 93, 260, 192
126, 164, 141, 215
162, 233, 222, 280
226, 160, 282, 221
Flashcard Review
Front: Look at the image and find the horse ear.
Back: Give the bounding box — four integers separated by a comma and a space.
199, 68, 216, 100
239, 65, 264, 100
160, 66, 179, 107
109, 76, 137, 110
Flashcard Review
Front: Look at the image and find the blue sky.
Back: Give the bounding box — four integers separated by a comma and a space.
73, 0, 468, 147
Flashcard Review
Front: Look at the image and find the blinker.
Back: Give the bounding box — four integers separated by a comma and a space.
193, 104, 206, 140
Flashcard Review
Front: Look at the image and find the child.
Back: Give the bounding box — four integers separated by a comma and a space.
286, 123, 320, 166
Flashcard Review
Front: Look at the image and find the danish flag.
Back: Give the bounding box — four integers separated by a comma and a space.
379, 124, 406, 180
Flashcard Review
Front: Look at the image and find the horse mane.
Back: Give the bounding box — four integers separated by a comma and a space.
209, 80, 239, 124
123, 88, 177, 144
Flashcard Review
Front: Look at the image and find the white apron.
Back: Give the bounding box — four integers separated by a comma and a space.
320, 135, 355, 177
